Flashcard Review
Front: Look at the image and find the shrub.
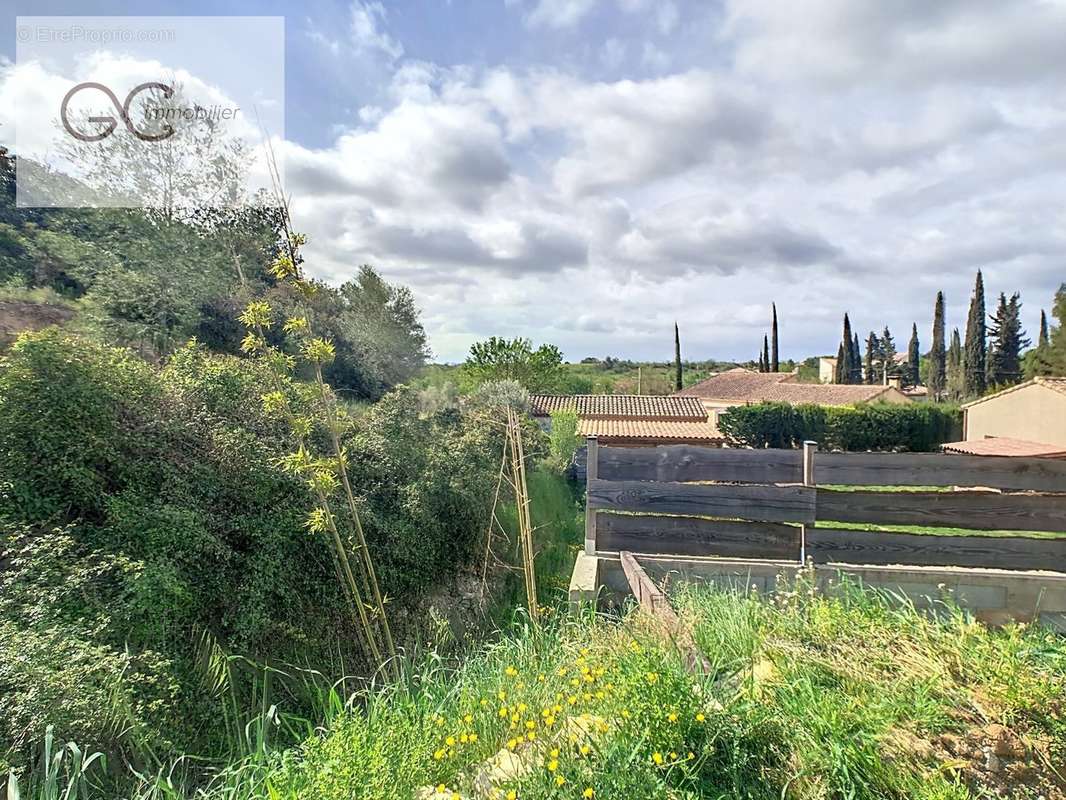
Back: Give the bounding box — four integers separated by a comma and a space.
718, 401, 961, 451
0, 332, 503, 774
546, 409, 582, 472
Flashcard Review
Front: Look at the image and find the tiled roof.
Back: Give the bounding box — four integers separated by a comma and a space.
579, 418, 724, 444
961, 376, 1066, 408
529, 394, 707, 420
675, 368, 795, 400
941, 437, 1066, 458
677, 368, 906, 406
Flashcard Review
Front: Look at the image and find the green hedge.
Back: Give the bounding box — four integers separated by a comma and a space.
717, 401, 961, 452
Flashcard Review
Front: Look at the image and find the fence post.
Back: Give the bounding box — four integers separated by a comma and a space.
800, 441, 818, 563
584, 436, 599, 555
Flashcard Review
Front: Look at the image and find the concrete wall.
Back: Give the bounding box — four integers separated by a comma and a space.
569, 552, 1066, 633
965, 383, 1066, 447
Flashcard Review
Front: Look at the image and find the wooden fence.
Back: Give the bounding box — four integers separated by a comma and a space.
584, 438, 1066, 573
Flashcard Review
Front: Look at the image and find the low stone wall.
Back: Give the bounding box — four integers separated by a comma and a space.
569, 552, 1066, 632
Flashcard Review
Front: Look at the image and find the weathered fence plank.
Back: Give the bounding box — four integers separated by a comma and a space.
619, 551, 711, 674
806, 528, 1066, 572
816, 489, 1066, 532
588, 479, 816, 523
816, 452, 1066, 492
597, 445, 802, 484
598, 513, 799, 559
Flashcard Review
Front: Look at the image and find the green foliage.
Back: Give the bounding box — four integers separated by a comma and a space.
928, 291, 946, 400
546, 410, 582, 472
718, 401, 961, 451
963, 270, 987, 398
462, 337, 565, 392
0, 332, 499, 776
221, 582, 1065, 800
1025, 283, 1066, 377
987, 292, 1029, 388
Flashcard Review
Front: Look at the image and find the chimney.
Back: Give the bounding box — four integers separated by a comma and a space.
887, 375, 902, 390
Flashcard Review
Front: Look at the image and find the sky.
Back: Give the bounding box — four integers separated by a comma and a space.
2, 1, 1065, 363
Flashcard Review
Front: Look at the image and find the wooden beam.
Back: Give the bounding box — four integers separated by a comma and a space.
816, 451, 1066, 492
816, 488, 1066, 533
806, 528, 1066, 572
619, 551, 711, 674
598, 514, 799, 559
597, 445, 801, 484
589, 479, 817, 524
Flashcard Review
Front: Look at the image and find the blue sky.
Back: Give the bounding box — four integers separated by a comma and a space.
3, 1, 1066, 363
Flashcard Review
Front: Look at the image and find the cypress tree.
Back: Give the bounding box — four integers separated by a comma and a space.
963, 270, 987, 398
929, 291, 946, 400
852, 332, 863, 383
771, 303, 779, 372
1039, 309, 1049, 348
987, 292, 1029, 387
834, 342, 846, 384
864, 331, 879, 385
881, 326, 897, 382
757, 350, 765, 372
838, 314, 855, 384
762, 335, 770, 373
907, 323, 920, 387
946, 327, 965, 401
673, 322, 682, 391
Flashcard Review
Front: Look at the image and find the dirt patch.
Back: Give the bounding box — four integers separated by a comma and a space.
0, 300, 74, 349
889, 722, 1065, 799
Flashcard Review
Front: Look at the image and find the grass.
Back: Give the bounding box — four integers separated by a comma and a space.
257, 578, 1062, 800
27, 575, 1053, 800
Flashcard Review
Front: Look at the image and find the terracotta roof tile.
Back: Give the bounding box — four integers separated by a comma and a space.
677, 368, 907, 405
941, 437, 1066, 458
529, 394, 707, 420
579, 418, 724, 443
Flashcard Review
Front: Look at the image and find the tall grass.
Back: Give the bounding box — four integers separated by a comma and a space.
10, 573, 1053, 799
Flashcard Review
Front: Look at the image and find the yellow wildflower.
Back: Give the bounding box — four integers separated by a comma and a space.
583, 789, 595, 799
652, 752, 664, 765
555, 775, 566, 786
547, 759, 558, 772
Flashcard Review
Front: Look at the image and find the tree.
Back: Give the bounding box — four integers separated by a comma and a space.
836, 313, 862, 384
1025, 284, 1066, 377
852, 332, 863, 383
1039, 309, 1050, 348
834, 342, 846, 384
463, 337, 565, 392
928, 292, 946, 400
963, 270, 987, 398
986, 292, 1029, 387
762, 335, 770, 374
864, 331, 879, 385
674, 323, 682, 391
906, 323, 920, 387
771, 303, 779, 372
881, 326, 897, 382
946, 328, 965, 401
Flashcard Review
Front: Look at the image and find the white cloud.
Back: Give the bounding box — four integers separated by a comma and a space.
524, 0, 599, 30
349, 1, 404, 60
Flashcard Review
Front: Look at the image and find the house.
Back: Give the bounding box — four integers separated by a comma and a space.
941, 377, 1066, 457
675, 367, 911, 425
818, 356, 836, 384
529, 393, 724, 446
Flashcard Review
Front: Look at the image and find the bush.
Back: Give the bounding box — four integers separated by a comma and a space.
717, 401, 961, 452
546, 409, 582, 472
0, 331, 502, 774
